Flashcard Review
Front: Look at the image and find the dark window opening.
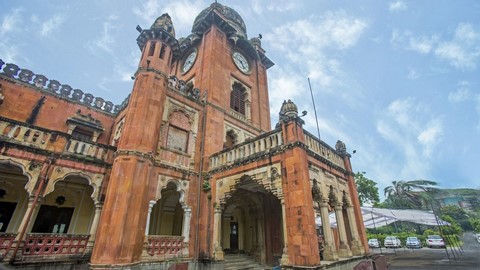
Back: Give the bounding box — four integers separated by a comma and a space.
72, 127, 93, 141
230, 83, 246, 115
159, 44, 166, 59
148, 41, 156, 57
31, 205, 74, 233
224, 130, 236, 149
0, 202, 17, 232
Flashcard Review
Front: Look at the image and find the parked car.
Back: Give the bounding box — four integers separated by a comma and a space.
476, 234, 480, 243
368, 238, 380, 248
406, 236, 422, 248
384, 236, 401, 248
426, 235, 445, 248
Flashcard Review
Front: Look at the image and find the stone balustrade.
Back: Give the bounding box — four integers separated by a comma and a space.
0, 117, 114, 161
0, 233, 16, 261
229, 110, 246, 121
22, 233, 89, 256
209, 130, 283, 170
304, 130, 345, 170
65, 139, 112, 160
0, 118, 54, 150
147, 235, 184, 256
0, 59, 127, 114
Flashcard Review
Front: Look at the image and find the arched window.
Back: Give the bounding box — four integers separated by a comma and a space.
224, 130, 237, 148
230, 82, 246, 115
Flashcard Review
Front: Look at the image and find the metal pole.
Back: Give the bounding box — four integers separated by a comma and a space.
307, 78, 321, 140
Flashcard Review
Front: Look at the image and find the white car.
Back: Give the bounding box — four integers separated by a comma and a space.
384, 236, 401, 248
368, 238, 380, 248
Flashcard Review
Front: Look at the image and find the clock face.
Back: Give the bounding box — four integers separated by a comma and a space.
232, 51, 250, 73
182, 50, 197, 73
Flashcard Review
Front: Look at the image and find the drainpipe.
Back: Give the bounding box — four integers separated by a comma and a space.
9, 157, 55, 264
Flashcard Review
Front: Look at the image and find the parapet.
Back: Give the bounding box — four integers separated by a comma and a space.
0, 59, 128, 115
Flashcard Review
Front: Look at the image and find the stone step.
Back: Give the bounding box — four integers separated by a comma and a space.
224, 254, 268, 270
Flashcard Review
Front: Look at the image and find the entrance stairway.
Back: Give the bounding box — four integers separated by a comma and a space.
224, 253, 269, 270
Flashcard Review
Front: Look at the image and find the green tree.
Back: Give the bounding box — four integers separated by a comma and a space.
439, 205, 472, 230
384, 180, 438, 209
354, 172, 380, 206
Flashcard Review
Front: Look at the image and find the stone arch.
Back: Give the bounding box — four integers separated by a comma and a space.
216, 164, 283, 206
155, 176, 190, 210
0, 157, 37, 196
46, 167, 103, 203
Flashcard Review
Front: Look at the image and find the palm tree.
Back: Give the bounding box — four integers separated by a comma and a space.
384, 180, 438, 209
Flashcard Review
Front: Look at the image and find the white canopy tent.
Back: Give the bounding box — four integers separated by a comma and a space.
316, 207, 450, 229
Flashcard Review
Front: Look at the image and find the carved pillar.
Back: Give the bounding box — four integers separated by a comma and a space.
89, 203, 103, 241
145, 200, 156, 236
346, 206, 364, 256
213, 204, 224, 260
335, 204, 352, 258
319, 200, 338, 261
280, 198, 289, 265
257, 212, 266, 263
182, 207, 191, 255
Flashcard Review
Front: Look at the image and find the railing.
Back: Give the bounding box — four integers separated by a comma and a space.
22, 234, 89, 256
0, 119, 53, 150
65, 139, 110, 160
304, 131, 345, 170
147, 235, 184, 256
0, 233, 16, 261
209, 130, 283, 170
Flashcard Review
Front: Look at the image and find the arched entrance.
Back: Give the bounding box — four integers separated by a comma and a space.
221, 176, 283, 266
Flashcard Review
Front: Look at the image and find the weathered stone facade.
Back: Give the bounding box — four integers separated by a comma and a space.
0, 3, 368, 269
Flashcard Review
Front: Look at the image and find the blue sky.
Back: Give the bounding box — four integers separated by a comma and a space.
1, 0, 479, 197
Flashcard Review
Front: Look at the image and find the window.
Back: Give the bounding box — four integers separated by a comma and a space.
167, 126, 188, 152
159, 43, 166, 59
224, 130, 236, 148
230, 82, 246, 114
72, 127, 93, 141
31, 205, 74, 233
148, 41, 156, 57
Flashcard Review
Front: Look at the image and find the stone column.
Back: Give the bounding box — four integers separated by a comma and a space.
346, 206, 364, 256
335, 204, 352, 258
145, 200, 156, 237
257, 212, 266, 263
213, 204, 224, 260
319, 200, 338, 261
89, 203, 104, 241
280, 199, 289, 265
181, 208, 191, 256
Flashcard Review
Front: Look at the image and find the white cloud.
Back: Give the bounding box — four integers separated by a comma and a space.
265, 11, 367, 93
407, 67, 419, 80
0, 8, 22, 36
40, 14, 65, 36
448, 81, 471, 102
389, 1, 407, 12
434, 23, 480, 70
408, 35, 438, 54
376, 98, 444, 179
89, 15, 119, 54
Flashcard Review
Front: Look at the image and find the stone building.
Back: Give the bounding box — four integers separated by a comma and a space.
0, 3, 368, 269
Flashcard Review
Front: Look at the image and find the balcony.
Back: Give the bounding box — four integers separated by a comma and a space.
209, 130, 283, 170
304, 130, 345, 170
0, 233, 16, 261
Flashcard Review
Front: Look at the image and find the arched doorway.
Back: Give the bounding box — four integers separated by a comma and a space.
221, 176, 283, 266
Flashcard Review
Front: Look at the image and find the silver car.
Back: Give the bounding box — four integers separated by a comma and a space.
426, 235, 445, 248
406, 236, 422, 248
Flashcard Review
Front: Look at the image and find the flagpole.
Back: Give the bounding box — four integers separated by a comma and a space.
308, 77, 321, 140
